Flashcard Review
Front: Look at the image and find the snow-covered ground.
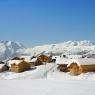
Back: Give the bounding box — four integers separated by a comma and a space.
0, 63, 95, 95
48, 70, 95, 81
0, 79, 95, 95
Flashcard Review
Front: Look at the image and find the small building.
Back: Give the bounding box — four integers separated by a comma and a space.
9, 60, 31, 73
37, 54, 52, 63
57, 64, 68, 72
68, 58, 95, 75
56, 58, 70, 72
0, 61, 9, 72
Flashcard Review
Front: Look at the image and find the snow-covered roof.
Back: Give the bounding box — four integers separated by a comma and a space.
20, 56, 33, 62
56, 57, 95, 66
68, 58, 95, 66
56, 58, 72, 65
8, 60, 23, 67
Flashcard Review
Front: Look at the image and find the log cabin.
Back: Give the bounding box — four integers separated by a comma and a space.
37, 54, 52, 63
57, 64, 68, 72
9, 60, 31, 73
56, 58, 70, 72
68, 58, 95, 75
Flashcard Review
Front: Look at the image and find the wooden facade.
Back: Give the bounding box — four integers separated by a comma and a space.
68, 62, 95, 75
10, 61, 31, 73
37, 55, 52, 63
57, 64, 68, 72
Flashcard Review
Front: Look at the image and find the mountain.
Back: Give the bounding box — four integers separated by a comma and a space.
23, 40, 95, 56
0, 40, 95, 61
0, 41, 25, 61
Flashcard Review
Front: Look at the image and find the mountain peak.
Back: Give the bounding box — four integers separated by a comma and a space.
0, 41, 25, 61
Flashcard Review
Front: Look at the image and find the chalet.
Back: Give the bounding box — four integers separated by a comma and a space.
37, 54, 52, 63
57, 64, 68, 72
68, 58, 95, 75
8, 60, 31, 73
56, 58, 70, 72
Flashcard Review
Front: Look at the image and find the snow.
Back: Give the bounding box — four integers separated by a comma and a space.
24, 40, 95, 56
0, 63, 56, 79
8, 60, 23, 66
20, 55, 32, 62
0, 41, 25, 61
68, 58, 95, 66
56, 58, 70, 64
52, 56, 60, 59
61, 54, 82, 59
1, 62, 95, 81
47, 70, 95, 81
1, 41, 95, 95
0, 79, 95, 95
0, 63, 95, 95
1, 40, 95, 61
55, 55, 95, 66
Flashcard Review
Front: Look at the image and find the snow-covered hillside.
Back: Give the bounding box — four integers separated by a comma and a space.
23, 40, 95, 56
0, 41, 25, 61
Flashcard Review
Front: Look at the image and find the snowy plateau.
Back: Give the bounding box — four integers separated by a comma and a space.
0, 40, 95, 95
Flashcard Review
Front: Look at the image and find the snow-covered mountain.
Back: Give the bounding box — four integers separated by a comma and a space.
0, 40, 95, 61
0, 41, 25, 61
23, 40, 95, 56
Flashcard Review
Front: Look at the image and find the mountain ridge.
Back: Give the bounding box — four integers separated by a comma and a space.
0, 40, 95, 61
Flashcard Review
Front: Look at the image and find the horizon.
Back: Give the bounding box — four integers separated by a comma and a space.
0, 0, 95, 47
0, 40, 95, 48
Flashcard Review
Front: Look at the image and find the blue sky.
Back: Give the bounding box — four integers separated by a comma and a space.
0, 0, 95, 47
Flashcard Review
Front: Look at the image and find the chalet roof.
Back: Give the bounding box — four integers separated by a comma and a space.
56, 58, 72, 65
8, 60, 23, 67
67, 58, 95, 66
56, 57, 95, 66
